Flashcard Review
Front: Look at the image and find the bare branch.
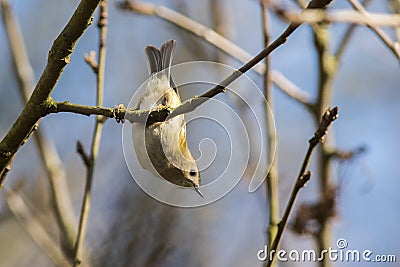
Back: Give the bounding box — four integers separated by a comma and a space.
260, 1, 279, 259
47, 101, 150, 124
118, 0, 313, 108
270, 70, 314, 111
389, 0, 400, 42
335, 0, 373, 59
348, 0, 400, 60
76, 141, 90, 167
0, 0, 102, 186
168, 0, 334, 120
73, 0, 108, 265
266, 107, 339, 267
273, 8, 400, 27
328, 145, 366, 160
312, 22, 338, 267
84, 51, 98, 73
44, 0, 334, 125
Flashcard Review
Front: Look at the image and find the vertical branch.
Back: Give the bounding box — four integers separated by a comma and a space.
1, 0, 76, 258
290, 2, 375, 267
390, 0, 400, 42
312, 22, 337, 267
292, 2, 376, 267
210, 0, 230, 63
314, 1, 372, 263
260, 0, 279, 256
73, 0, 108, 266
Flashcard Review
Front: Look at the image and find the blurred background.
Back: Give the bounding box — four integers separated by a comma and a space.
0, 0, 399, 266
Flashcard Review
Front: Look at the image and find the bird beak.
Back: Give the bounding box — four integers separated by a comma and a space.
194, 186, 204, 198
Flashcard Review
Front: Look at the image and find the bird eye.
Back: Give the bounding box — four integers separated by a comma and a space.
189, 170, 196, 176
161, 95, 167, 105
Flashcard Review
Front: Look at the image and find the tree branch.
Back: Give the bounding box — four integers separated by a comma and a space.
47, 100, 167, 124
260, 2, 279, 263
334, 0, 373, 59
312, 20, 337, 267
167, 0, 334, 120
84, 51, 98, 73
348, 0, 400, 60
266, 107, 339, 267
0, 0, 102, 186
118, 0, 314, 109
73, 1, 108, 266
46, 0, 333, 124
76, 141, 90, 167
272, 8, 400, 27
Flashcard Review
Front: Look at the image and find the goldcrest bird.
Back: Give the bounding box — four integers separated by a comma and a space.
132, 40, 202, 197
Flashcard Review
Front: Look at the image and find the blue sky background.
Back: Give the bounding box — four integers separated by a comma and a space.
0, 0, 399, 266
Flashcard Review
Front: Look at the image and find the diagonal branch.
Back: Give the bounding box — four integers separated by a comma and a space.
0, 0, 102, 187
271, 7, 400, 27
166, 0, 333, 120
118, 0, 314, 108
348, 0, 400, 60
45, 0, 334, 124
334, 0, 373, 59
266, 107, 339, 267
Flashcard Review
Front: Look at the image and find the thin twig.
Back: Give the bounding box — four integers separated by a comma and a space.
0, 0, 102, 186
270, 70, 313, 110
84, 51, 98, 73
327, 146, 366, 160
348, 0, 400, 60
1, 0, 33, 100
260, 1, 279, 261
76, 141, 90, 167
0, 155, 14, 188
6, 189, 72, 267
73, 1, 108, 265
1, 0, 77, 257
47, 100, 148, 123
272, 8, 400, 27
266, 107, 339, 267
118, 0, 313, 108
334, 0, 373, 59
168, 0, 334, 120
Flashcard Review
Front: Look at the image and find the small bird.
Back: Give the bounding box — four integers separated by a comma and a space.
133, 40, 202, 197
